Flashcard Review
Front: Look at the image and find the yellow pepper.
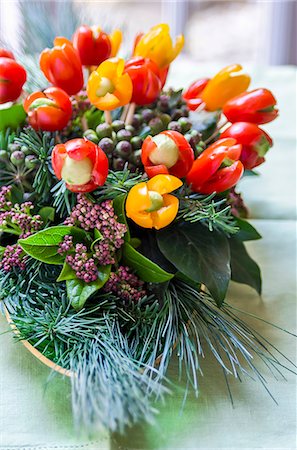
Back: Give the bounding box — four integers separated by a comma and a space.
202, 64, 251, 111
126, 174, 182, 229
109, 29, 122, 57
87, 58, 132, 111
134, 24, 184, 69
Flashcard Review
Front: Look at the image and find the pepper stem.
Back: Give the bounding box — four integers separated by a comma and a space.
125, 102, 136, 126
104, 110, 112, 124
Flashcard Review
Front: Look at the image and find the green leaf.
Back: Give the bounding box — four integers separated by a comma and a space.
85, 108, 103, 130
19, 226, 87, 265
157, 222, 231, 306
91, 228, 103, 251
112, 193, 130, 241
57, 262, 77, 282
130, 237, 141, 248
0, 246, 5, 258
191, 110, 220, 141
235, 218, 262, 241
229, 238, 262, 295
39, 206, 55, 224
66, 265, 111, 310
0, 103, 27, 131
122, 242, 174, 283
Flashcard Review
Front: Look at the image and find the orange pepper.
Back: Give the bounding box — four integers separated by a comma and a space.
87, 58, 133, 111
126, 175, 182, 230
202, 64, 251, 111
134, 24, 184, 69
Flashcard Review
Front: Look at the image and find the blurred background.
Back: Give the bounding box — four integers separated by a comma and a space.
0, 0, 296, 66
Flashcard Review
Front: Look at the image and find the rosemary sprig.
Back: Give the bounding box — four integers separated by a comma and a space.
177, 191, 239, 235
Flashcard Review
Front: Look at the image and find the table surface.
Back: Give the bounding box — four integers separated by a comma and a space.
0, 64, 296, 450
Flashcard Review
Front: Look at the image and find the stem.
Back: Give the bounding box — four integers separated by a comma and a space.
55, 132, 62, 144
194, 102, 206, 113
204, 118, 229, 145
104, 110, 112, 125
81, 115, 88, 132
120, 104, 130, 122
125, 102, 136, 126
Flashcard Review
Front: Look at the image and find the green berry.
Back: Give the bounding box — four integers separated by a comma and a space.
117, 129, 132, 142
130, 136, 143, 150
132, 113, 143, 129
96, 123, 112, 139
171, 109, 183, 121
21, 145, 31, 155
83, 129, 99, 144
10, 150, 25, 166
129, 149, 142, 166
115, 141, 132, 159
7, 143, 21, 154
25, 155, 40, 170
125, 124, 136, 136
168, 121, 182, 133
149, 117, 164, 135
178, 117, 192, 133
113, 157, 126, 171
112, 120, 125, 132
99, 138, 114, 155
0, 150, 9, 161
142, 109, 155, 123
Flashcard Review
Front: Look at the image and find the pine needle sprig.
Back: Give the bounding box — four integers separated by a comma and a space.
177, 191, 239, 235
1, 265, 295, 432
92, 169, 145, 201
51, 180, 76, 218
15, 128, 55, 203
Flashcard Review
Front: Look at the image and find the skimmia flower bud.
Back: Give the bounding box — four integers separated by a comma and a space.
52, 138, 108, 193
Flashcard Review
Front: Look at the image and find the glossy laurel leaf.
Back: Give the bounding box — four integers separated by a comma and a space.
229, 237, 262, 294
122, 242, 174, 283
66, 265, 111, 310
18, 226, 87, 265
235, 218, 262, 241
157, 221, 231, 306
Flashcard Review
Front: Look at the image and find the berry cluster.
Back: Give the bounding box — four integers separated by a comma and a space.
60, 195, 127, 282
104, 265, 146, 302
0, 186, 42, 238
1, 244, 26, 272
82, 89, 203, 172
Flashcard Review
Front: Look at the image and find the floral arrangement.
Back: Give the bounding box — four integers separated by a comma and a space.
0, 23, 292, 434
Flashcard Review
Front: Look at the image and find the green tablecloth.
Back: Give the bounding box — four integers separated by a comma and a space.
0, 65, 296, 450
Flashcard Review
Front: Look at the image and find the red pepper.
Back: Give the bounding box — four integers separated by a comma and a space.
24, 87, 72, 132
40, 37, 84, 96
0, 57, 27, 104
183, 78, 209, 111
73, 25, 111, 66
142, 130, 194, 178
221, 122, 273, 170
0, 48, 15, 59
124, 57, 161, 105
52, 138, 109, 193
223, 88, 278, 124
159, 66, 169, 88
186, 138, 244, 194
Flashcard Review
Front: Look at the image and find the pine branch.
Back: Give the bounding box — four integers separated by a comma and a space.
92, 169, 145, 201
177, 191, 239, 235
